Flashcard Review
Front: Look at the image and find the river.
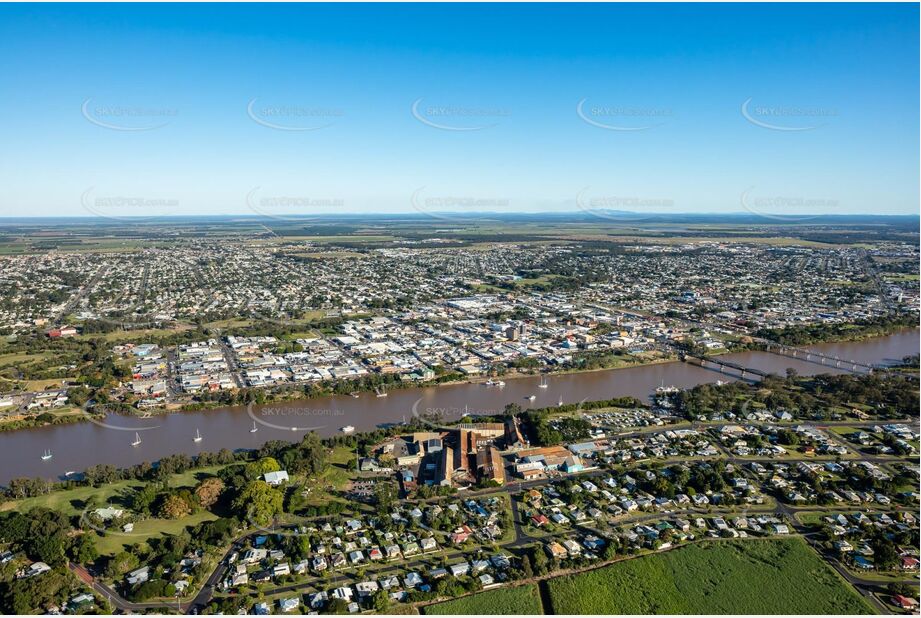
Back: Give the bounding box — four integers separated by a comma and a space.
4, 330, 917, 485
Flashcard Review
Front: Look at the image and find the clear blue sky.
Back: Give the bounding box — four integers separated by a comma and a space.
0, 3, 917, 217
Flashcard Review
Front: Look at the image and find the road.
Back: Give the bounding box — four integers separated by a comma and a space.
55, 264, 107, 322
217, 339, 245, 389
67, 426, 917, 614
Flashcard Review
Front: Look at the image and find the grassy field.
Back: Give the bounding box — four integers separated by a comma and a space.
423, 584, 543, 615
1, 464, 228, 555
828, 426, 860, 436
1, 479, 146, 516
0, 351, 53, 367
544, 538, 874, 615
94, 509, 218, 556
76, 325, 195, 342
794, 511, 833, 527
0, 463, 227, 516
298, 445, 355, 508
289, 251, 365, 259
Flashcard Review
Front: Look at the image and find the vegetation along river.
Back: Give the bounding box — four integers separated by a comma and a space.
2, 330, 917, 484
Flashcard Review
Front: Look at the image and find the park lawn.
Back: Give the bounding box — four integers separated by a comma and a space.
295, 445, 356, 509
323, 445, 356, 489
94, 509, 219, 556
0, 464, 227, 517
423, 584, 543, 615
23, 378, 71, 391
1, 479, 146, 516
168, 464, 227, 487
204, 318, 256, 330
80, 325, 195, 342
795, 511, 824, 526
882, 273, 920, 282
544, 538, 875, 615
0, 351, 53, 367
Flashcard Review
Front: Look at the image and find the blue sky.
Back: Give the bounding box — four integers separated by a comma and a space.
0, 3, 917, 217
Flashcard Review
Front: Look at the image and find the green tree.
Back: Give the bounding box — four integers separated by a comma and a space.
873, 538, 899, 571
327, 598, 349, 614
107, 550, 140, 577
520, 554, 533, 578
245, 457, 281, 480
1, 568, 72, 614
531, 545, 548, 575
371, 589, 390, 613
233, 480, 283, 526
70, 534, 99, 564
131, 483, 160, 515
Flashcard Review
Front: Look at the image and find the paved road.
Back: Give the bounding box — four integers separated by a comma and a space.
55, 264, 107, 322
218, 339, 245, 389
72, 440, 917, 614
69, 561, 185, 613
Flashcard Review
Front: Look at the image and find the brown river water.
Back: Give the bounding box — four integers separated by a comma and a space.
3, 330, 917, 484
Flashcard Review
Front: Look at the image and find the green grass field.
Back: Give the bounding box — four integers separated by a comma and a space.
544, 538, 875, 615
1, 464, 228, 556
423, 585, 543, 615
0, 464, 227, 516
94, 509, 219, 556
1, 480, 146, 516
297, 445, 356, 508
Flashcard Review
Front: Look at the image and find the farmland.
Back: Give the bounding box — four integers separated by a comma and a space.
423, 584, 543, 615
543, 538, 875, 615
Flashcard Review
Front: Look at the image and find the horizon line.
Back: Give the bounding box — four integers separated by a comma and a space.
0, 210, 918, 221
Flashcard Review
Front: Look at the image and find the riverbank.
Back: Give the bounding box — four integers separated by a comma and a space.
0, 329, 915, 485
8, 323, 907, 431
119, 324, 920, 418
754, 316, 920, 348
61, 349, 674, 419
0, 407, 89, 433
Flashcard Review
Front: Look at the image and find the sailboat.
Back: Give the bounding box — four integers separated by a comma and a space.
538, 375, 548, 389
131, 432, 142, 447
558, 396, 564, 407
250, 421, 259, 433
194, 428, 203, 443
41, 449, 52, 461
